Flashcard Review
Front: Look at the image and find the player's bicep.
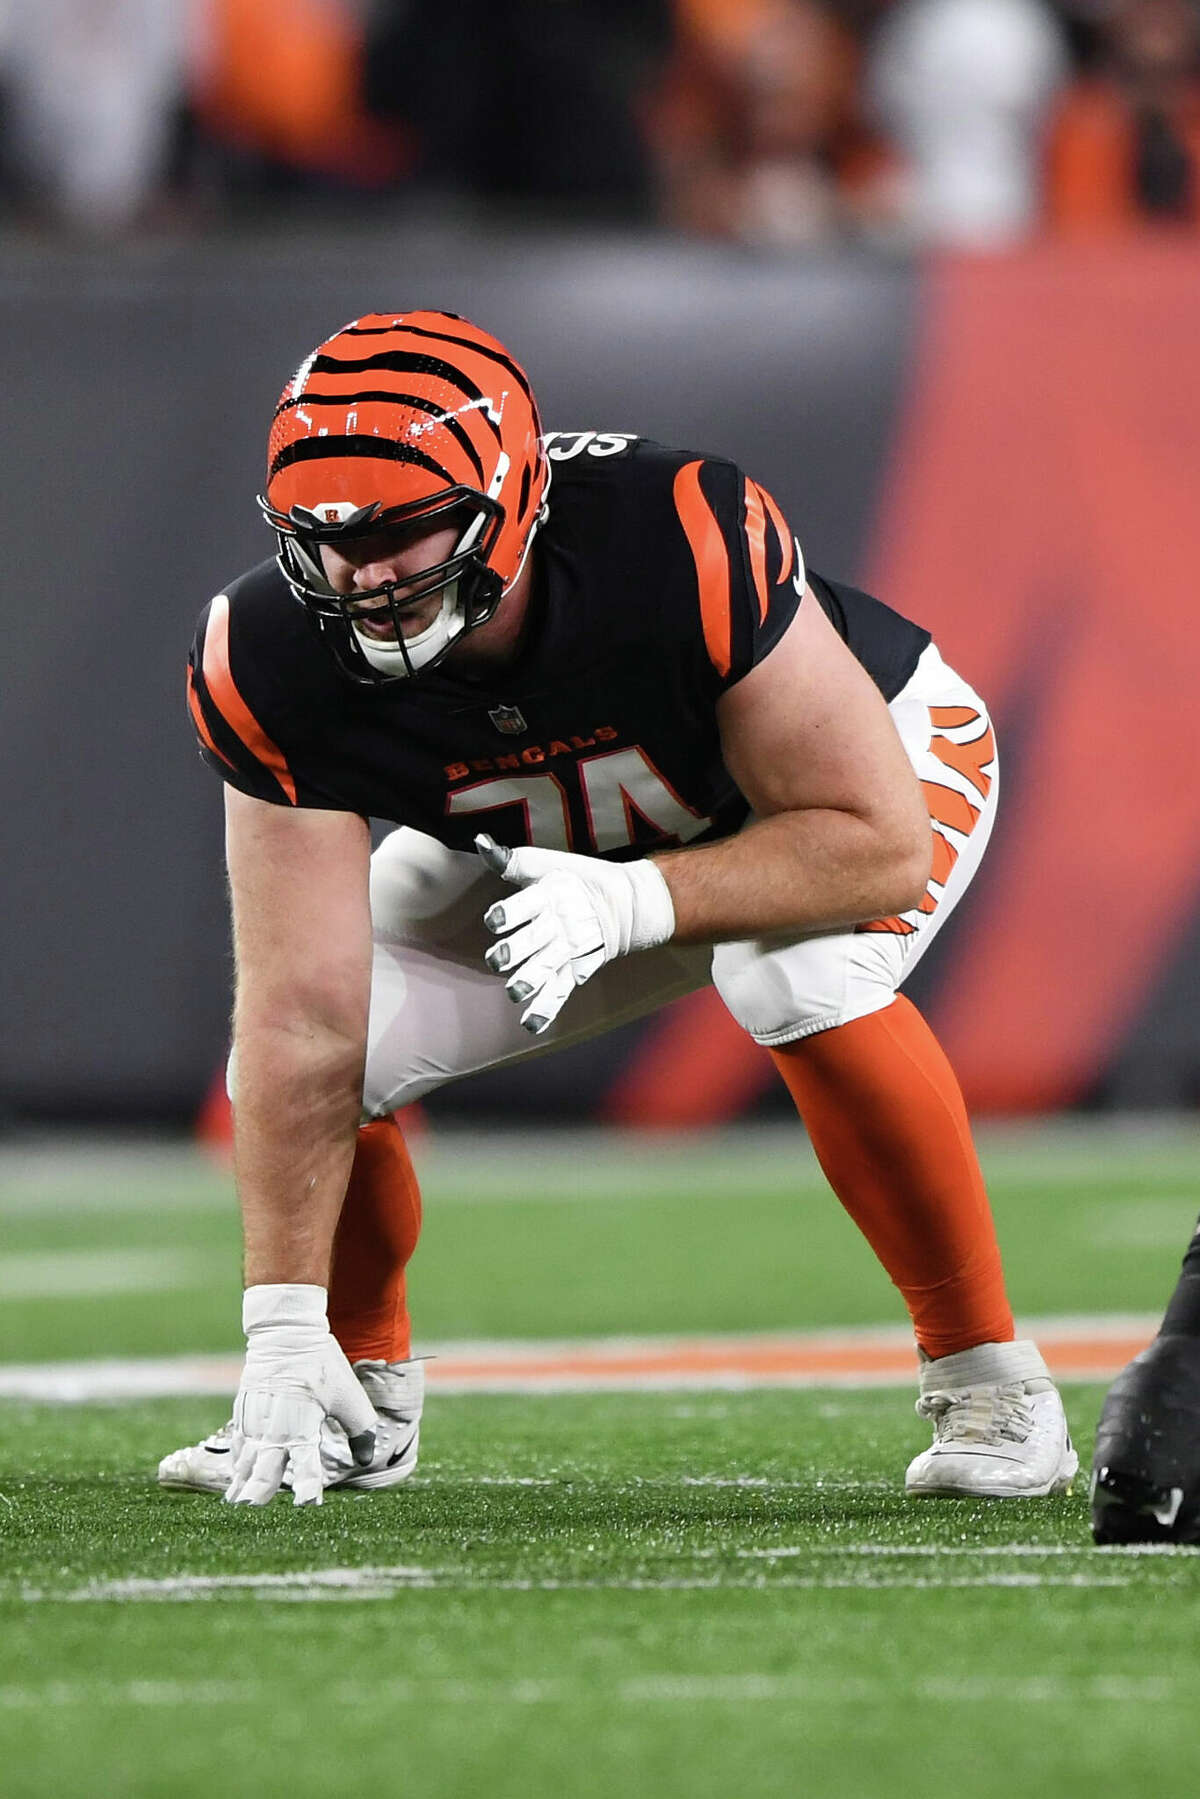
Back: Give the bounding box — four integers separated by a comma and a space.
717, 592, 927, 834
224, 788, 373, 1034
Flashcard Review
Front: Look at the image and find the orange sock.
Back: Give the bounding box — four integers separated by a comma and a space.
770, 995, 1014, 1360
328, 1115, 423, 1364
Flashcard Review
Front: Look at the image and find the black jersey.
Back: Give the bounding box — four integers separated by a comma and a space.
187, 436, 930, 860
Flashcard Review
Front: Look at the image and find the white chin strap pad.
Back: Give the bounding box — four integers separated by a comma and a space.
350, 503, 491, 677
352, 579, 464, 676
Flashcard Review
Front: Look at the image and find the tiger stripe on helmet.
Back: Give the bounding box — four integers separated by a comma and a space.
260, 311, 550, 683
272, 390, 489, 485
302, 351, 506, 426
265, 310, 547, 597
339, 314, 539, 405
269, 436, 457, 485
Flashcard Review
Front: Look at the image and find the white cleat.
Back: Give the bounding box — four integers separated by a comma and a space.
156, 1358, 424, 1496
904, 1338, 1078, 1498
156, 1420, 236, 1494
315, 1358, 423, 1491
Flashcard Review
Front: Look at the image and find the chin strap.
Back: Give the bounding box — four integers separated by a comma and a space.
351, 581, 465, 678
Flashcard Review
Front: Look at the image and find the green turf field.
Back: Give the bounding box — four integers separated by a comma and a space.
2, 1124, 1199, 1798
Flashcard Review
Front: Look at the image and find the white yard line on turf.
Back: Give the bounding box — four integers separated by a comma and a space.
735, 1542, 1200, 1558
17, 1569, 1142, 1602
0, 1314, 1163, 1401
0, 1672, 1183, 1708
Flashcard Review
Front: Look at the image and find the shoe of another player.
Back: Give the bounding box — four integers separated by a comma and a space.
904, 1338, 1078, 1498
1090, 1334, 1200, 1545
156, 1357, 424, 1496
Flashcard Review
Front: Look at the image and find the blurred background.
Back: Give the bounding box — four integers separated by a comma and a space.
3, 0, 1200, 1142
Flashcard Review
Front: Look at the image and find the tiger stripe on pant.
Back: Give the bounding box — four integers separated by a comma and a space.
860, 702, 996, 938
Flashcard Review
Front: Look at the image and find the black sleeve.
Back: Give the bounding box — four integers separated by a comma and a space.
187, 594, 304, 807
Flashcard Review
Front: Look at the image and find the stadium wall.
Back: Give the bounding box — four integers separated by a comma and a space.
3, 232, 1198, 1126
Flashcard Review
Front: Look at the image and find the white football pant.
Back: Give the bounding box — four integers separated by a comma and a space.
360, 643, 998, 1116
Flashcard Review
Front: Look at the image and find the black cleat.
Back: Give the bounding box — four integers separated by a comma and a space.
1090, 1334, 1200, 1544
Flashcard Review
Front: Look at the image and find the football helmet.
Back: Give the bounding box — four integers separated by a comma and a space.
259, 311, 550, 681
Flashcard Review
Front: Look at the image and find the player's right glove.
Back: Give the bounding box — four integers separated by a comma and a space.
476, 834, 676, 1033
225, 1284, 378, 1508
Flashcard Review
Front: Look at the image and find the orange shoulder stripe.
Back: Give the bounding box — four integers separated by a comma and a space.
201, 595, 298, 805
757, 485, 795, 585
673, 461, 733, 678
187, 662, 235, 770
743, 479, 769, 624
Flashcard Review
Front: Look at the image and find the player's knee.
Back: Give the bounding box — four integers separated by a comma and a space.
369, 827, 487, 941
227, 1042, 405, 1124
362, 1057, 445, 1119
711, 935, 899, 1044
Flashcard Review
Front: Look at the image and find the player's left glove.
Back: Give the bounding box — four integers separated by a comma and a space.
476, 834, 676, 1034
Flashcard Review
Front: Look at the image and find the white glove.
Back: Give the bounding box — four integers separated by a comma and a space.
476, 833, 676, 1034
225, 1284, 378, 1508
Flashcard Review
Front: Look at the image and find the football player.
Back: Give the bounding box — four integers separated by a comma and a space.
159, 311, 1077, 1507
1091, 1215, 1200, 1543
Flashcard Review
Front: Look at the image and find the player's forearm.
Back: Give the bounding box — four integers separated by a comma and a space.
652, 807, 931, 944
231, 1018, 366, 1288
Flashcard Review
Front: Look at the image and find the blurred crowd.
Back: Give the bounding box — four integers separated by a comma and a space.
0, 0, 1198, 244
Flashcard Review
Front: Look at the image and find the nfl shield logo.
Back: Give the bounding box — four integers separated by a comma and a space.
488, 704, 528, 736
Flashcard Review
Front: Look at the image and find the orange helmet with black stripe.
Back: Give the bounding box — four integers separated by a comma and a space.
259, 310, 550, 681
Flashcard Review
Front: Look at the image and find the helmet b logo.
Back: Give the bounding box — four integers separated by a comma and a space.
324, 508, 341, 523
488, 704, 528, 736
